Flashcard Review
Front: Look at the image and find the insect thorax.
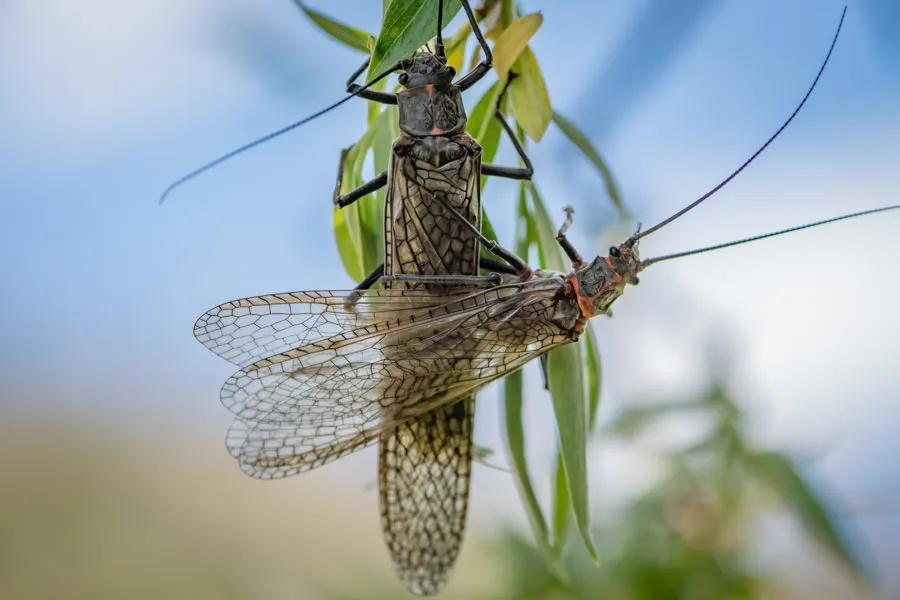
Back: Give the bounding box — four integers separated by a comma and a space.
397, 85, 467, 137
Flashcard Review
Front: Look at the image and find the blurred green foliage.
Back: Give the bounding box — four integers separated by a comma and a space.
493, 380, 867, 598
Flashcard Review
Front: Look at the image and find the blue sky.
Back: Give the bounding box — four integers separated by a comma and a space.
2, 0, 900, 589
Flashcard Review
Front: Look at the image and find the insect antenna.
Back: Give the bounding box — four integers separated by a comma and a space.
158, 61, 402, 204
640, 203, 900, 268
632, 6, 847, 243
435, 0, 446, 59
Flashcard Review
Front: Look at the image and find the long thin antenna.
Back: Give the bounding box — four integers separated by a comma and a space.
159, 62, 402, 204
640, 203, 900, 268
435, 0, 445, 58
633, 6, 847, 241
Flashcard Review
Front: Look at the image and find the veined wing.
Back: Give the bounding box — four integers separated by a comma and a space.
194, 288, 476, 368
217, 279, 570, 479
379, 396, 474, 596
380, 140, 483, 595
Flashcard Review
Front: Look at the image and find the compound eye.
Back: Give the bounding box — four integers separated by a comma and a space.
398, 73, 409, 86
609, 246, 621, 258
631, 276, 640, 286
447, 66, 456, 78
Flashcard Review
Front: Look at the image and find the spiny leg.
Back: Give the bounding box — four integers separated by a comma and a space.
345, 57, 398, 105
381, 273, 502, 287
455, 0, 494, 91
556, 206, 585, 268
333, 146, 388, 208
427, 191, 531, 278
479, 256, 517, 275
481, 76, 535, 180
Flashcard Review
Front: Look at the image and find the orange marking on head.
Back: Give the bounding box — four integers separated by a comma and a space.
604, 256, 624, 283
424, 84, 435, 95
430, 126, 443, 135
568, 274, 595, 319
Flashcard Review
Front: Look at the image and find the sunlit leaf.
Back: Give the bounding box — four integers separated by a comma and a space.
332, 200, 363, 282
744, 450, 866, 578
492, 13, 543, 77
368, 0, 462, 81
552, 111, 627, 218
508, 47, 551, 141
294, 1, 371, 52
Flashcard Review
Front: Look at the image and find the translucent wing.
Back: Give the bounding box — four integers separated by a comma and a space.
199, 279, 572, 479
380, 140, 483, 595
194, 288, 473, 368
379, 396, 474, 596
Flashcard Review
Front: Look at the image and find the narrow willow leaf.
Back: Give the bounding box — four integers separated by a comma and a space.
368, 0, 462, 81
334, 120, 379, 280
547, 341, 599, 563
332, 204, 363, 282
551, 452, 571, 557
504, 189, 553, 558
583, 324, 602, 428
466, 83, 503, 250
551, 111, 627, 218
294, 1, 371, 52
444, 20, 471, 73
526, 181, 597, 561
467, 83, 504, 192
525, 182, 566, 272
492, 13, 543, 77
509, 47, 551, 141
745, 450, 866, 577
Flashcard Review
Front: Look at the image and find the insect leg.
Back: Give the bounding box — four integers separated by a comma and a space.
455, 0, 494, 91
555, 207, 586, 268
382, 273, 502, 287
346, 58, 398, 105
343, 264, 385, 308
539, 354, 550, 391
333, 147, 388, 208
482, 76, 534, 180
479, 256, 517, 275
481, 110, 534, 180
355, 263, 385, 291
427, 191, 532, 277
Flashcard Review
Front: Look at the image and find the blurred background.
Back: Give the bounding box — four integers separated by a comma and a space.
2, 0, 899, 597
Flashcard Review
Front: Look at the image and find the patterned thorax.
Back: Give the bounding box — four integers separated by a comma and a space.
397, 84, 467, 137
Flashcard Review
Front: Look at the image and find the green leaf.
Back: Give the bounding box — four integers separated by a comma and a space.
466, 83, 504, 258
583, 324, 602, 429
552, 111, 627, 218
606, 399, 708, 437
551, 452, 570, 556
504, 369, 554, 558
492, 13, 543, 77
368, 0, 462, 81
333, 141, 370, 281
525, 182, 566, 272
332, 200, 363, 282
294, 2, 371, 52
503, 190, 554, 560
508, 47, 551, 141
547, 341, 599, 563
524, 181, 597, 560
745, 450, 866, 577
